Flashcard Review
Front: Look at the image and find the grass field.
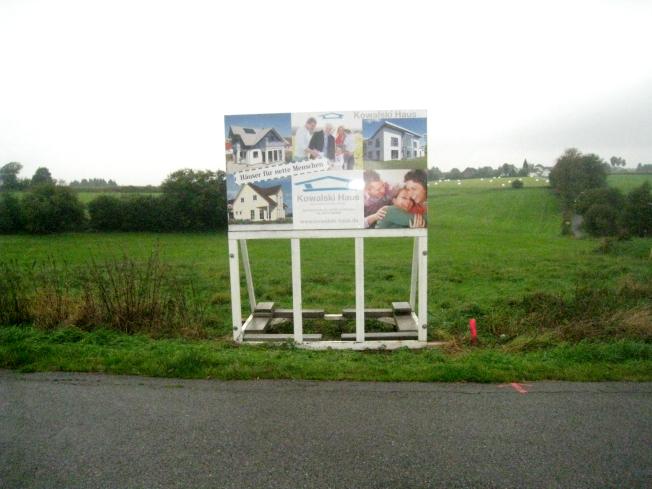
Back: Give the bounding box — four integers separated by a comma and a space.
74, 191, 161, 204
364, 156, 428, 170
1, 174, 650, 380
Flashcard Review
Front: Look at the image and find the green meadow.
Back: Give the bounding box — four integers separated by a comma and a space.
364, 156, 428, 170
1, 174, 650, 380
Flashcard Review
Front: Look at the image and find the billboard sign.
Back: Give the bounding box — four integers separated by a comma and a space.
225, 110, 427, 232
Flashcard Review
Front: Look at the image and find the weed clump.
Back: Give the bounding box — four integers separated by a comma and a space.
0, 261, 33, 325
0, 250, 209, 338
485, 282, 652, 346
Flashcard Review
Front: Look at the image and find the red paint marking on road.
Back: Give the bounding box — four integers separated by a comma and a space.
498, 383, 530, 394
510, 382, 528, 394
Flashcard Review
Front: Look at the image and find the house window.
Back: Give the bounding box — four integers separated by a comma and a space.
375, 139, 379, 147
253, 195, 257, 201
407, 151, 412, 158
413, 141, 418, 148
391, 137, 399, 147
240, 197, 244, 203
391, 150, 399, 159
376, 150, 380, 159
239, 151, 245, 160
250, 210, 255, 220
252, 150, 259, 158
259, 209, 265, 220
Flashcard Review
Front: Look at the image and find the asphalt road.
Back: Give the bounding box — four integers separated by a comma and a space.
1, 370, 651, 489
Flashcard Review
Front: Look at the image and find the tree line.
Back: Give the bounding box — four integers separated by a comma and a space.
428, 156, 651, 182
549, 148, 652, 238
0, 168, 227, 234
427, 160, 542, 181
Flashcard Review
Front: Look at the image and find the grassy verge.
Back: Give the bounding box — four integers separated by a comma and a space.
1, 326, 651, 382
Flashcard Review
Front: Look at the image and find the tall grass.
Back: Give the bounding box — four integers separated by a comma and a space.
86, 251, 207, 336
0, 260, 33, 325
0, 250, 209, 337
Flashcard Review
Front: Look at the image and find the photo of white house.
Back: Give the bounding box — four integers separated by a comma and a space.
224, 113, 292, 175
363, 120, 425, 162
228, 180, 290, 224
228, 126, 290, 165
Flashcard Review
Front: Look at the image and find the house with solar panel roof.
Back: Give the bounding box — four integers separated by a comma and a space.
228, 125, 290, 165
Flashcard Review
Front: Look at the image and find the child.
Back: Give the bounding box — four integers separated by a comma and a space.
363, 170, 391, 228
376, 186, 427, 228
330, 146, 346, 170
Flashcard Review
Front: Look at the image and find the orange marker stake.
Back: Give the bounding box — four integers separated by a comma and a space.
469, 318, 478, 345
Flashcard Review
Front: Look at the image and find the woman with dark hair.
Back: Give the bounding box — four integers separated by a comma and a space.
404, 169, 428, 215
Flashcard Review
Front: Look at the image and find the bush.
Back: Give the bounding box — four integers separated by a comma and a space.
120, 195, 170, 232
622, 182, 652, 237
0, 193, 24, 233
88, 195, 124, 231
160, 169, 227, 231
583, 204, 620, 236
575, 187, 624, 215
21, 184, 86, 233
511, 179, 524, 189
88, 194, 172, 232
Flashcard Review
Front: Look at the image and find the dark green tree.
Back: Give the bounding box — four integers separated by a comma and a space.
622, 181, 652, 237
161, 169, 227, 231
31, 167, 54, 186
500, 163, 518, 177
549, 148, 607, 206
427, 167, 443, 181
609, 156, 626, 168
0, 162, 23, 190
0, 193, 24, 233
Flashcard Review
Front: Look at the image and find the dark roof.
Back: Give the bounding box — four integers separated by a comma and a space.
366, 120, 422, 141
249, 183, 282, 208
228, 126, 287, 147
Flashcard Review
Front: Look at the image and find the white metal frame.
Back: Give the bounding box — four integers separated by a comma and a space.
228, 228, 428, 349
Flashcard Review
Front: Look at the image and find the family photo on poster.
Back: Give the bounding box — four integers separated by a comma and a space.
363, 169, 428, 229
292, 112, 363, 170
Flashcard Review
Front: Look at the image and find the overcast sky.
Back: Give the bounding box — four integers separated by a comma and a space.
1, 0, 651, 185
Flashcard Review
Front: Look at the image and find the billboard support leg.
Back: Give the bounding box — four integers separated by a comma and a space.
355, 237, 365, 342
409, 237, 418, 310
417, 235, 428, 342
240, 240, 256, 313
291, 238, 303, 343
228, 239, 242, 342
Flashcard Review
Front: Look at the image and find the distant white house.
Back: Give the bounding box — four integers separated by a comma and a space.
364, 121, 425, 161
228, 183, 286, 222
228, 126, 289, 165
